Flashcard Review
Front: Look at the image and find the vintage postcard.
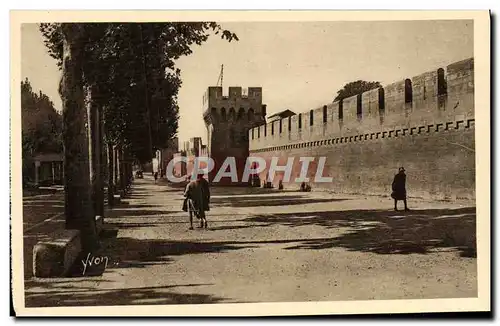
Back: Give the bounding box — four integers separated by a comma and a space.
10, 10, 490, 316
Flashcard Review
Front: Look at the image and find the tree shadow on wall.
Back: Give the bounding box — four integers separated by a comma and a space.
244, 207, 476, 257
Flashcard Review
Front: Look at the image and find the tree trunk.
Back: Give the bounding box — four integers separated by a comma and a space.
119, 146, 126, 196
122, 149, 128, 190
113, 145, 119, 195
86, 85, 104, 219
128, 160, 133, 187
99, 107, 107, 212
124, 148, 132, 189
128, 156, 133, 186
60, 23, 98, 251
106, 142, 114, 207
96, 98, 105, 217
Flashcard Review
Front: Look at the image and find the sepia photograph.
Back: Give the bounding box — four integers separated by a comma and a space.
10, 10, 490, 316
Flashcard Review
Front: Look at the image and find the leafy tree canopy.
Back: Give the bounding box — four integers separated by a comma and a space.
334, 80, 382, 102
21, 77, 62, 156
39, 22, 238, 163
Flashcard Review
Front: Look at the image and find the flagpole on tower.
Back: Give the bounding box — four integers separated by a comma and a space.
217, 64, 224, 88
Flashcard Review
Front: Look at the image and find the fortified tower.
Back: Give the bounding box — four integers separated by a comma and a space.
203, 86, 266, 185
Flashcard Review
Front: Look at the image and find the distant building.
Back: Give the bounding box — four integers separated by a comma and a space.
155, 137, 179, 177
29, 152, 63, 186
172, 137, 209, 179
266, 109, 296, 123
200, 144, 208, 156
185, 137, 202, 156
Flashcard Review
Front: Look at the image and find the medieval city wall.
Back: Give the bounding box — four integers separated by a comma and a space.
248, 58, 475, 200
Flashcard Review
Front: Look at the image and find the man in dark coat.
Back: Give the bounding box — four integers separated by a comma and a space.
391, 167, 409, 211
183, 174, 211, 229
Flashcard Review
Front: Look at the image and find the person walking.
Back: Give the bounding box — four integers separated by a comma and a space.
183, 174, 211, 230
153, 171, 158, 183
391, 167, 410, 211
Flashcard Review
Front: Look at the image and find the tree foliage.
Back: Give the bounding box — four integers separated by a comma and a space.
334, 80, 382, 102
21, 78, 62, 183
39, 22, 238, 163
21, 78, 62, 155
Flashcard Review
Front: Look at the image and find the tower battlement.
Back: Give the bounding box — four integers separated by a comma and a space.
245, 57, 475, 200
203, 86, 262, 106
249, 57, 474, 150
203, 86, 266, 126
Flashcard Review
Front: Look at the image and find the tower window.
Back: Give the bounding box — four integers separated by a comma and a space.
237, 107, 245, 120
437, 68, 447, 96
405, 79, 412, 103
228, 108, 235, 120
356, 94, 362, 120
378, 87, 385, 114
247, 108, 254, 121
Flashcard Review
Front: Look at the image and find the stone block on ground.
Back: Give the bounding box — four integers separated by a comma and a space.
32, 229, 81, 278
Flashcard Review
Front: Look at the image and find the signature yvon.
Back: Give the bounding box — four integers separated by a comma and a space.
81, 253, 109, 275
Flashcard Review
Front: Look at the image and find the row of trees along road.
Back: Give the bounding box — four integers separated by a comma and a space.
39, 23, 238, 251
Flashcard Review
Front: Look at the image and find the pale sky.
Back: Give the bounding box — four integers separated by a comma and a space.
21, 20, 473, 145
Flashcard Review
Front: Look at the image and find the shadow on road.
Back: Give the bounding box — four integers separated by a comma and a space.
28, 204, 474, 308
244, 207, 476, 256
108, 209, 173, 218
65, 235, 259, 277
25, 283, 222, 307
74, 206, 476, 278
108, 190, 477, 259
103, 237, 255, 267
210, 195, 349, 208
208, 223, 273, 231
106, 203, 172, 218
